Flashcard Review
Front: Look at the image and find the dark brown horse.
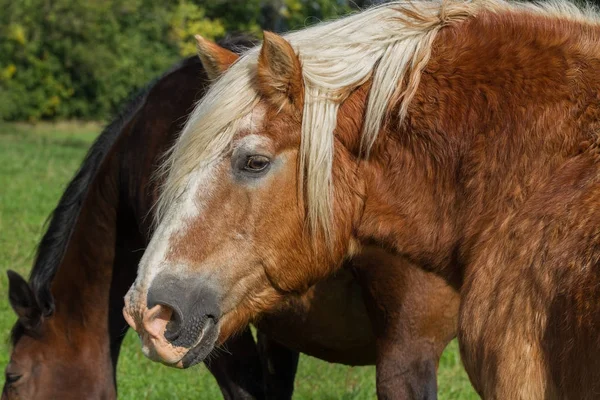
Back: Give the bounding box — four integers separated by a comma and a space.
124, 1, 600, 399
4, 37, 458, 400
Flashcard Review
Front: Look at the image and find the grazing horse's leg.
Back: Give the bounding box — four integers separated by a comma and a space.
204, 328, 265, 400
354, 250, 459, 399
256, 331, 300, 400
205, 328, 266, 400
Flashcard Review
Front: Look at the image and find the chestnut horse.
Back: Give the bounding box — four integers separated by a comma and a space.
4, 37, 459, 399
124, 1, 600, 399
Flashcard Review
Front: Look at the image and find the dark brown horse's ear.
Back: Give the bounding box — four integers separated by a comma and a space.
257, 31, 304, 111
195, 35, 240, 80
7, 270, 42, 331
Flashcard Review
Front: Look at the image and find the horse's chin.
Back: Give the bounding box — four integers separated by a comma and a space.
176, 318, 220, 368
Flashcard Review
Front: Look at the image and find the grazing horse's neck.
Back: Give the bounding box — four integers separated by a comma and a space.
354, 11, 600, 284
48, 117, 147, 384
49, 138, 124, 330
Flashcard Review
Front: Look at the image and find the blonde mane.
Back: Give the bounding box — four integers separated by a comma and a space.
155, 0, 600, 241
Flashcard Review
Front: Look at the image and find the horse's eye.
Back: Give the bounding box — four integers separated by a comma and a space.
5, 372, 22, 385
244, 155, 270, 172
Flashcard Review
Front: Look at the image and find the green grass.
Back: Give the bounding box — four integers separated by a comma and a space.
0, 122, 479, 399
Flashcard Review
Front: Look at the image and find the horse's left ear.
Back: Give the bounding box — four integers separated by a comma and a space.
7, 270, 43, 331
195, 35, 239, 80
257, 31, 304, 111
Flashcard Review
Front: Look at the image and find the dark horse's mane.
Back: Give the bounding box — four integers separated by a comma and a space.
26, 34, 257, 319
28, 74, 156, 315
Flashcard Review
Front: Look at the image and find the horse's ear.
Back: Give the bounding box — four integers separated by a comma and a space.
195, 35, 239, 80
257, 31, 304, 111
7, 270, 42, 331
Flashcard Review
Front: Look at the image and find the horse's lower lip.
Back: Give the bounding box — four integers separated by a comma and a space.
179, 318, 219, 368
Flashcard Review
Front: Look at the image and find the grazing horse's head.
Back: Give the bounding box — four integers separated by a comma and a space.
4, 271, 114, 400
124, 2, 473, 367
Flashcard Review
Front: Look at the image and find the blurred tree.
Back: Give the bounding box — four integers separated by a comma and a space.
170, 2, 227, 57
0, 0, 179, 120
0, 0, 353, 121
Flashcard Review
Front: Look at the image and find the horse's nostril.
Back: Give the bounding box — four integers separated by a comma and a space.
146, 274, 221, 348
206, 313, 217, 322
164, 310, 182, 342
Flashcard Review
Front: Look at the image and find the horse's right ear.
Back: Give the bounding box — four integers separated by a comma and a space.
195, 35, 240, 80
7, 270, 42, 331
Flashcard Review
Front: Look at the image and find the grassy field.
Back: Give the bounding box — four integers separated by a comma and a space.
0, 122, 478, 399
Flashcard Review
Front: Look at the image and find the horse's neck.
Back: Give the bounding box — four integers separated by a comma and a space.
357, 13, 600, 280
50, 146, 123, 328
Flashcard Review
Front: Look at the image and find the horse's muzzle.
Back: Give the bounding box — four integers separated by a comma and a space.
122, 273, 221, 367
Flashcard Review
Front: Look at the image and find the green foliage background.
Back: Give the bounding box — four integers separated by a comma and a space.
0, 0, 357, 121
